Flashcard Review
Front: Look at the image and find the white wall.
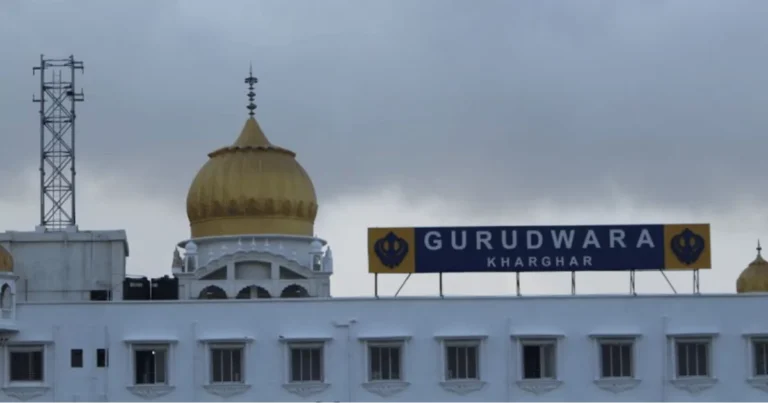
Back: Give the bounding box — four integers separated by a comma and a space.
2, 294, 768, 402
0, 230, 129, 302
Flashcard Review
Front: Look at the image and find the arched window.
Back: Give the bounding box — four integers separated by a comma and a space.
235, 285, 271, 299
0, 284, 11, 310
198, 285, 227, 300
280, 284, 309, 298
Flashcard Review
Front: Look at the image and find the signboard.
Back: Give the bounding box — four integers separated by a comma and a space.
368, 224, 711, 274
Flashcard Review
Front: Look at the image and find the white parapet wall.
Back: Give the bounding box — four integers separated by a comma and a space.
0, 229, 129, 302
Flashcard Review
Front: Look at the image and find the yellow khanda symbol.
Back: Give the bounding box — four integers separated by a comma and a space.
367, 228, 416, 274
663, 224, 711, 270
670, 228, 706, 265
374, 231, 409, 269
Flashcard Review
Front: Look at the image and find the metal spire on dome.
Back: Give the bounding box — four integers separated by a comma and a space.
244, 63, 258, 117
758, 239, 763, 257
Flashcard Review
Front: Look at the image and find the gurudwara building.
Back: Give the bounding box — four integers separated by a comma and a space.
1, 76, 768, 402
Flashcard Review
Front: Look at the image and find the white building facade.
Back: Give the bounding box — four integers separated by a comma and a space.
1, 294, 768, 401
1, 80, 768, 402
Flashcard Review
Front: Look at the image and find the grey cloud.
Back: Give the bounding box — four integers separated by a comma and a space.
2, 0, 768, 214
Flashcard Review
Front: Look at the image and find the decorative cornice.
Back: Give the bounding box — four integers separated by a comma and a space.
203, 383, 251, 398
362, 381, 410, 397
126, 385, 175, 400
187, 198, 318, 224
1, 386, 49, 401
669, 377, 717, 394
747, 378, 768, 393
282, 382, 330, 397
516, 379, 563, 395
594, 378, 641, 393
0, 319, 18, 333
197, 248, 310, 276
439, 380, 486, 395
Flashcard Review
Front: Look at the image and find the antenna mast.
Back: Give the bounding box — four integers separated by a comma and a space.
245, 63, 258, 117
32, 55, 85, 232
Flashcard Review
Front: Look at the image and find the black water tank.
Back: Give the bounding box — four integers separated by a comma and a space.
150, 275, 179, 300
90, 290, 111, 301
123, 277, 150, 300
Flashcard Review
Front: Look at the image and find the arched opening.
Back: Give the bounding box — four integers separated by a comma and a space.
280, 284, 310, 298
235, 285, 271, 299
198, 285, 227, 300
0, 284, 10, 310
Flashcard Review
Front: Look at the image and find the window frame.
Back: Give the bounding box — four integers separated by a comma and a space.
748, 336, 768, 379
518, 338, 559, 381
129, 343, 172, 386
441, 338, 482, 382
595, 337, 636, 379
207, 343, 246, 385
588, 334, 642, 393
511, 333, 564, 394
364, 340, 405, 383
5, 344, 47, 386
285, 341, 326, 384
671, 336, 713, 380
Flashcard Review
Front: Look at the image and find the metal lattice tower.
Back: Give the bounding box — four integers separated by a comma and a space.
32, 55, 85, 231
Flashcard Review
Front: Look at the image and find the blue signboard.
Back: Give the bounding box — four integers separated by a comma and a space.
368, 224, 711, 273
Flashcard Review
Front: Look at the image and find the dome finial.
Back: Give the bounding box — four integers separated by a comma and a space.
244, 63, 258, 117
758, 239, 763, 257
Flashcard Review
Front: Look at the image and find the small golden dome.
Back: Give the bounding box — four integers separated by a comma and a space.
0, 245, 13, 272
736, 241, 768, 293
186, 117, 318, 238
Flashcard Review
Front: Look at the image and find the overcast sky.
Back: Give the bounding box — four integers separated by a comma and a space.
1, 0, 767, 297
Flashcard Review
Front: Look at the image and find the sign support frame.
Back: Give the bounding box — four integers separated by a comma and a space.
571, 271, 576, 295
374, 273, 379, 299
693, 269, 700, 294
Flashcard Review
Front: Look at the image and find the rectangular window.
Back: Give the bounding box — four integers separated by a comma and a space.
675, 339, 710, 378
71, 349, 83, 368
210, 345, 244, 384
289, 343, 323, 383
753, 339, 768, 377
521, 340, 557, 380
133, 345, 168, 385
97, 348, 108, 368
444, 340, 480, 381
9, 346, 44, 382
599, 340, 633, 378
368, 342, 403, 381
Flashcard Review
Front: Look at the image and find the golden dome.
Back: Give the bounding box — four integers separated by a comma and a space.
186, 117, 318, 238
0, 245, 13, 272
736, 241, 768, 293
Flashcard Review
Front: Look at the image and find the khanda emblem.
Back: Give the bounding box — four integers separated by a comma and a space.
670, 228, 706, 265
374, 231, 409, 269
